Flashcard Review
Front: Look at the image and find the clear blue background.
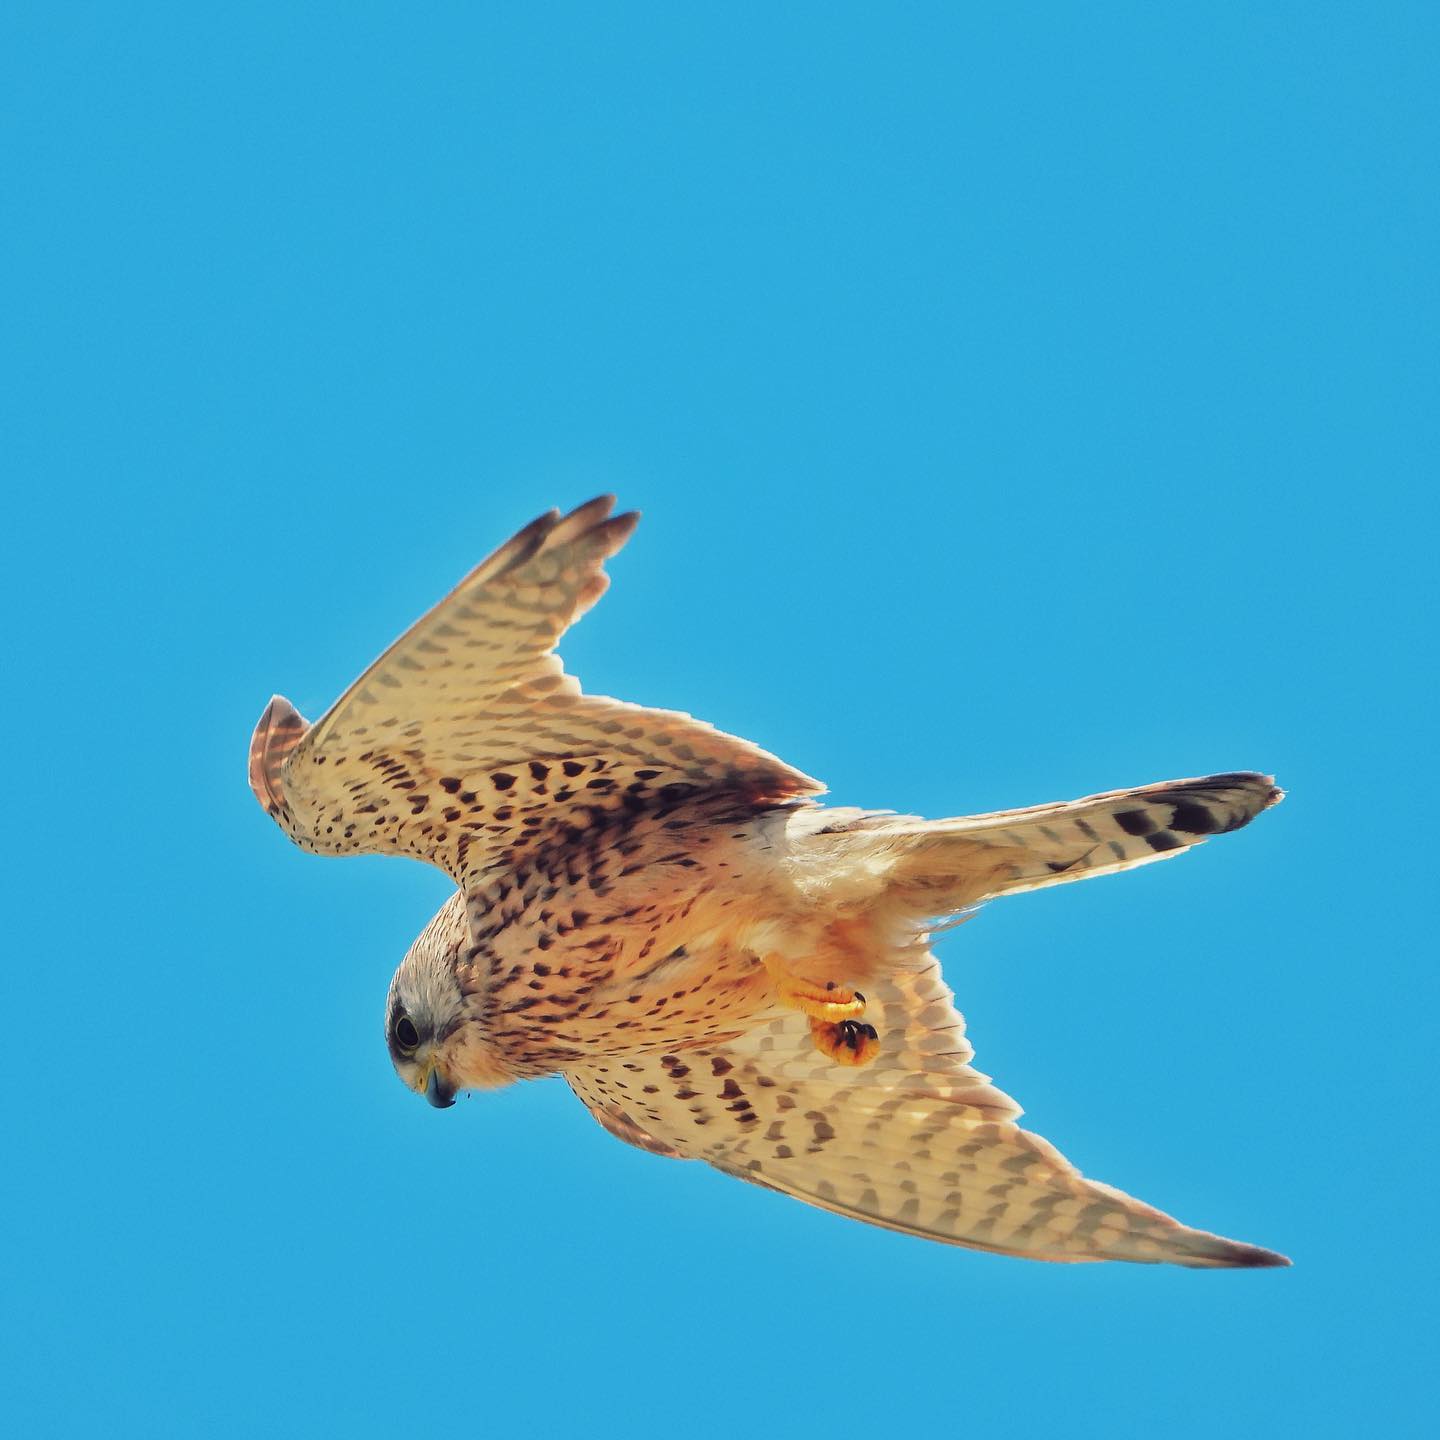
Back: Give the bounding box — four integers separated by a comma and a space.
3, 4, 1435, 1436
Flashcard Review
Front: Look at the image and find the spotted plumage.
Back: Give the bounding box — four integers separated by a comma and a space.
250, 496, 1287, 1267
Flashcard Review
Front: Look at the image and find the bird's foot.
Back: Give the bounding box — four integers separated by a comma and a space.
759, 954, 880, 1065
810, 1017, 881, 1067
760, 955, 867, 1023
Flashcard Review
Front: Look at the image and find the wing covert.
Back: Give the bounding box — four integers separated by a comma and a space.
250, 496, 821, 884
566, 954, 1288, 1267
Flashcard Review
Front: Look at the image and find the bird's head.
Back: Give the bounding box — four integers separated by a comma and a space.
384, 892, 471, 1109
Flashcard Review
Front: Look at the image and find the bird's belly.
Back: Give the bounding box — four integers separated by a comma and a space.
479, 870, 886, 1076
484, 920, 772, 1074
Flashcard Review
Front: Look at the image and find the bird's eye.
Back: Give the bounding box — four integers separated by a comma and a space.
393, 1014, 421, 1055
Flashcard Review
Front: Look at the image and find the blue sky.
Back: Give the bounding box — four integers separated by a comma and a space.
3, 4, 1435, 1436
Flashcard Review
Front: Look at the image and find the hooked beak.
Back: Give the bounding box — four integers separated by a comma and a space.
424, 1065, 456, 1109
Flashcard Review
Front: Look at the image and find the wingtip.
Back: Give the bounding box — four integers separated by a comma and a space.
1235, 1244, 1292, 1269
1194, 1236, 1291, 1269
560, 493, 616, 527
605, 507, 642, 546
550, 494, 637, 549
574, 492, 617, 514
248, 693, 310, 817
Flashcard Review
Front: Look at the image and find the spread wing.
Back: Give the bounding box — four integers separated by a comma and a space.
249, 496, 822, 884
567, 955, 1288, 1267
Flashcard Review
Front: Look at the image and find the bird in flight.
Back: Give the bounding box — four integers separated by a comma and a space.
250, 496, 1287, 1267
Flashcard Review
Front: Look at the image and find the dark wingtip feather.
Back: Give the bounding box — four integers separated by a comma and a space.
1230, 1243, 1292, 1269
1185, 1235, 1291, 1269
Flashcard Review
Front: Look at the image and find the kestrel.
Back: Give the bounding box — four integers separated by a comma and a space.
250, 497, 1287, 1267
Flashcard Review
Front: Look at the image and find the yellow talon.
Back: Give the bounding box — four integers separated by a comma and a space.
760, 954, 867, 1022
759, 953, 880, 1064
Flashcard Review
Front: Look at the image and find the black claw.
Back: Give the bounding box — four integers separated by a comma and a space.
853, 990, 865, 1004
862, 1023, 878, 1040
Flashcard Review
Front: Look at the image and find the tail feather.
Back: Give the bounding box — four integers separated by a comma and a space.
872, 771, 1282, 913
